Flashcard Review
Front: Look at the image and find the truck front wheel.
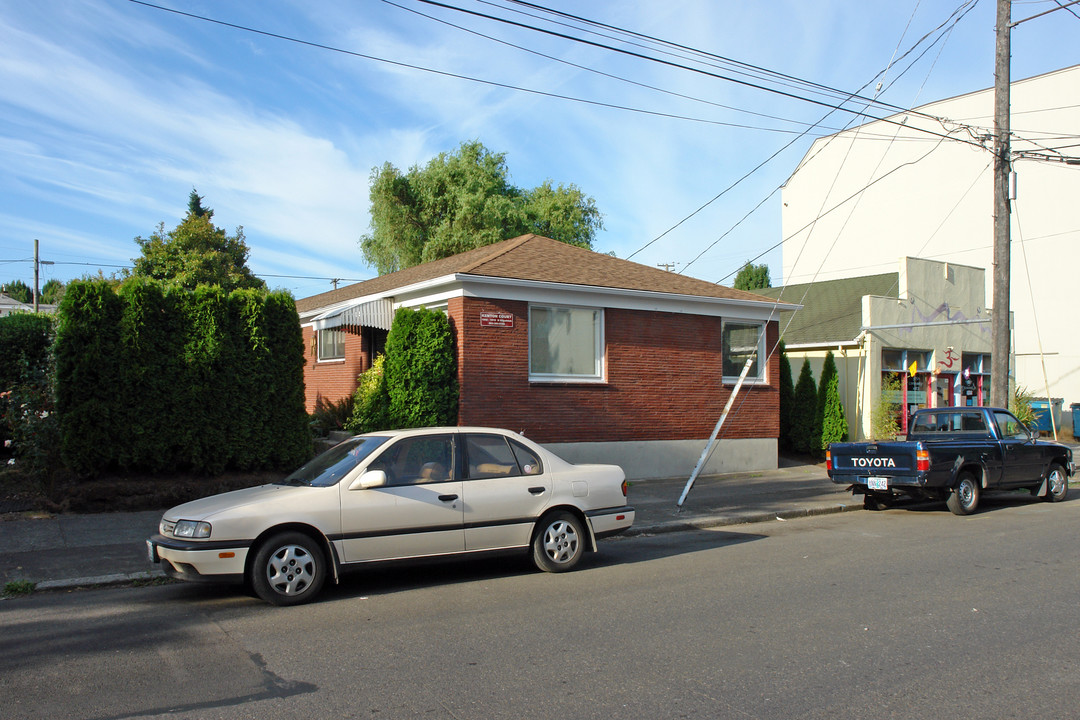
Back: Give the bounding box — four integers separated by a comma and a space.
1045, 463, 1068, 503
947, 473, 980, 515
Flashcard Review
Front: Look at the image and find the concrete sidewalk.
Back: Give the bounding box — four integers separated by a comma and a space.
0, 461, 852, 593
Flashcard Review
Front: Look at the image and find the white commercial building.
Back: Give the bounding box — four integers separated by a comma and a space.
781, 65, 1080, 430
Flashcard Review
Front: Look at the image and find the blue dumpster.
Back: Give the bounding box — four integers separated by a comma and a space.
1072, 403, 1080, 440
1030, 398, 1062, 433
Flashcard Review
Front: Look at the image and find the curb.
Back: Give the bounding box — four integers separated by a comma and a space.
34, 569, 166, 593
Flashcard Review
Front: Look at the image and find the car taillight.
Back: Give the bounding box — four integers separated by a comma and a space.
916, 445, 930, 472
826, 449, 832, 473
621, 479, 628, 497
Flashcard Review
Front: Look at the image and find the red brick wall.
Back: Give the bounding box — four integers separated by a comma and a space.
301, 326, 370, 413
449, 296, 779, 443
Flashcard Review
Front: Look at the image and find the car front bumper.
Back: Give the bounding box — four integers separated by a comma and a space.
147, 534, 250, 583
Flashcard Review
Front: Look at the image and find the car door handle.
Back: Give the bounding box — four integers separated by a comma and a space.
439, 494, 459, 502
528, 487, 546, 495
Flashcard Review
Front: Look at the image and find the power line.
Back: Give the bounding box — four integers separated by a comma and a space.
412, 0, 990, 149
126, 0, 821, 134
383, 0, 838, 135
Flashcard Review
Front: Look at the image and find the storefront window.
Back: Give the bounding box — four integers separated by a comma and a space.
881, 348, 932, 432
960, 353, 991, 406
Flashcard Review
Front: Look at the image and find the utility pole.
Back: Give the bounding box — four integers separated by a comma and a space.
33, 238, 40, 313
990, 0, 1011, 408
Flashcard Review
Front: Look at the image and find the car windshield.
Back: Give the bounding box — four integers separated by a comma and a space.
279, 436, 389, 487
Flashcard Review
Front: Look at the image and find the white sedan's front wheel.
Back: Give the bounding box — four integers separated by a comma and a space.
250, 531, 326, 606
532, 511, 585, 573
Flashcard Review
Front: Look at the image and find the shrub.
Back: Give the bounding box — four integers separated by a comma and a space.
346, 353, 390, 434
312, 395, 355, 436
383, 308, 458, 428
871, 373, 903, 440
1010, 384, 1037, 428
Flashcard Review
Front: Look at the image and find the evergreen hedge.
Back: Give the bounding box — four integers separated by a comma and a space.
383, 307, 458, 428
54, 278, 309, 476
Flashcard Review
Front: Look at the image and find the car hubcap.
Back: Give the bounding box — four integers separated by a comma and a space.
266, 544, 316, 596
543, 520, 579, 564
1050, 470, 1065, 496
959, 481, 975, 508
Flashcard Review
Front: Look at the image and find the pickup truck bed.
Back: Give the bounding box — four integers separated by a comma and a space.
827, 406, 1072, 515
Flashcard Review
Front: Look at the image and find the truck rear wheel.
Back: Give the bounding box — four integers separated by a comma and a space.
946, 473, 980, 515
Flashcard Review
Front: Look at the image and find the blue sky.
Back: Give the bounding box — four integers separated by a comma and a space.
1, 0, 1077, 299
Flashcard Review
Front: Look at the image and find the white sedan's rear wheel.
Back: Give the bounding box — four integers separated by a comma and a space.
532, 511, 585, 573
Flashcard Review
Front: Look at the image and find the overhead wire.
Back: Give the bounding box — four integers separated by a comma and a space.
411, 0, 991, 149
381, 0, 841, 134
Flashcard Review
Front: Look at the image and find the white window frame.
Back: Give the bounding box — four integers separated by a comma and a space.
528, 304, 605, 383
317, 328, 346, 362
722, 320, 766, 384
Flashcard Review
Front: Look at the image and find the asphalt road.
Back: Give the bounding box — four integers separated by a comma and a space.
3, 494, 1078, 720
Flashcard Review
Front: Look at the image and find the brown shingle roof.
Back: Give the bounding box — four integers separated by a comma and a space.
296, 234, 777, 312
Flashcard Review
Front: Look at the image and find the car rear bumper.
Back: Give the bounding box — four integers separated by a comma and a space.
586, 506, 634, 539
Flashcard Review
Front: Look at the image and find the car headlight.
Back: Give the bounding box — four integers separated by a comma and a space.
173, 520, 212, 539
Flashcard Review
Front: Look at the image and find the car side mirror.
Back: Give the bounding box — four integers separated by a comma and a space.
348, 469, 387, 491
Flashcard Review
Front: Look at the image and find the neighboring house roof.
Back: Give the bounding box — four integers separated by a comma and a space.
297, 234, 789, 316
757, 273, 899, 346
0, 293, 56, 316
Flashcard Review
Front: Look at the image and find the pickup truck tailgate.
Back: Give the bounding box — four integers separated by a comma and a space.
828, 441, 922, 486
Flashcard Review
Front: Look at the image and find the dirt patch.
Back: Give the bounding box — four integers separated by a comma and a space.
0, 469, 286, 516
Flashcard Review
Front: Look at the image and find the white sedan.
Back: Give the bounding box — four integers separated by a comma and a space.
147, 427, 634, 605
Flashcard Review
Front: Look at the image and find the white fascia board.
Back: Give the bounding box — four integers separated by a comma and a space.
455, 274, 799, 321
300, 272, 800, 325
783, 340, 862, 352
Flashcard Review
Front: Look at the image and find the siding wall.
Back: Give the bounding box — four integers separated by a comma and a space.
448, 296, 779, 444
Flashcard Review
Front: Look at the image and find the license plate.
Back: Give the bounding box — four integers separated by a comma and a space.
867, 477, 889, 490
146, 539, 159, 563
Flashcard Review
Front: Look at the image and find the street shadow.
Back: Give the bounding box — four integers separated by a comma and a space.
318, 528, 766, 604
875, 489, 1074, 515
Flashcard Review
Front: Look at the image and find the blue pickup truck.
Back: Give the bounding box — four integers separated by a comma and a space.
827, 406, 1073, 515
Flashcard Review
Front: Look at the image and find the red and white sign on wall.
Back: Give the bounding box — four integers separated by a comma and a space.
479, 311, 514, 328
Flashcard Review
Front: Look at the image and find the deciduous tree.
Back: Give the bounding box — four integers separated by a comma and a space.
733, 261, 771, 290
361, 141, 602, 275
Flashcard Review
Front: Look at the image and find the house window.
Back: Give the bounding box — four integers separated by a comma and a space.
529, 305, 603, 382
722, 321, 765, 383
318, 328, 345, 361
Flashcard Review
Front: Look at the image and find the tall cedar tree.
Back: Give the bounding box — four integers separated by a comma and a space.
130, 191, 265, 292
820, 371, 847, 451
812, 351, 837, 453
817, 351, 846, 453
791, 358, 818, 455
777, 340, 795, 452
361, 141, 603, 275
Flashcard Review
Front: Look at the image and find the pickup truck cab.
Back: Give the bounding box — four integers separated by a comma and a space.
827, 406, 1073, 515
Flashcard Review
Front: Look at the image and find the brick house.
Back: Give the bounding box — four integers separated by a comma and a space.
296, 234, 794, 479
